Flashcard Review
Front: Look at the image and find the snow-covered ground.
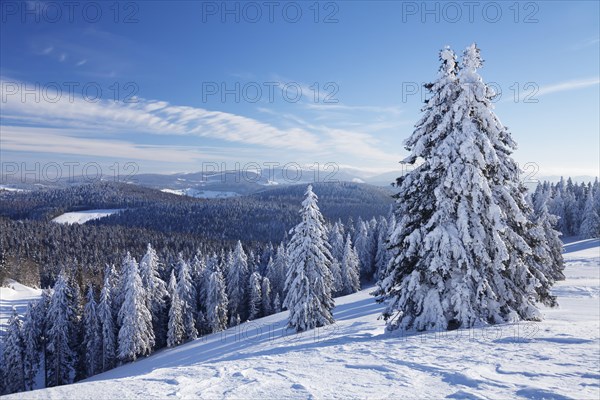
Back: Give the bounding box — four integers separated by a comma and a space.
51, 209, 124, 225
0, 280, 41, 337
5, 239, 600, 399
0, 185, 26, 192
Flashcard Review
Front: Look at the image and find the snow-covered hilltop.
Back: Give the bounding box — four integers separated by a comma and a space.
7, 239, 598, 399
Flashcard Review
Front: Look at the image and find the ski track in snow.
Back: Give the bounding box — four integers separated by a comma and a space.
4, 239, 599, 399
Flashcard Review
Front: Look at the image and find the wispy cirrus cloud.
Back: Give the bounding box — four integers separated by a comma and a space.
1, 78, 401, 166
1, 126, 205, 163
537, 77, 600, 97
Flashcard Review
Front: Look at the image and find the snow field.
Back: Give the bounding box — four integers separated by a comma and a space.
6, 239, 598, 399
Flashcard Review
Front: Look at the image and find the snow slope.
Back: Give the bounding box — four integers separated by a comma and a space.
51, 209, 124, 225
9, 240, 600, 399
0, 280, 42, 337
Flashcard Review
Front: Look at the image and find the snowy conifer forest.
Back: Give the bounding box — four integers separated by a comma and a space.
1, 2, 599, 398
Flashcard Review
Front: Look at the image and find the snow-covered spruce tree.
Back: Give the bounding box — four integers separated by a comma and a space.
531, 186, 565, 281
206, 265, 229, 333
458, 45, 561, 303
329, 220, 346, 262
166, 271, 184, 347
273, 293, 282, 313
83, 285, 102, 377
190, 251, 208, 333
266, 244, 288, 300
175, 254, 197, 341
227, 241, 249, 322
139, 244, 169, 348
341, 234, 361, 295
328, 221, 345, 295
248, 272, 262, 320
22, 301, 43, 391
330, 258, 343, 296
375, 45, 558, 332
355, 219, 376, 281
46, 271, 77, 387
261, 277, 273, 316
284, 185, 335, 332
580, 190, 600, 238
373, 219, 387, 280
117, 254, 154, 362
4, 307, 25, 394
98, 274, 116, 372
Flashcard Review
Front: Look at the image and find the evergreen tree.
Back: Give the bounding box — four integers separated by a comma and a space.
580, 190, 600, 238
82, 285, 102, 377
261, 277, 273, 316
273, 293, 282, 313
175, 254, 198, 341
22, 301, 43, 391
248, 272, 263, 320
117, 254, 154, 362
4, 307, 25, 394
284, 185, 335, 332
139, 244, 169, 349
227, 241, 249, 322
167, 271, 184, 347
46, 271, 76, 387
341, 234, 361, 295
375, 45, 558, 332
191, 251, 208, 332
329, 221, 346, 262
374, 216, 390, 281
98, 274, 116, 372
0, 237, 8, 286
266, 244, 288, 300
355, 219, 376, 281
206, 266, 229, 333
329, 258, 343, 296
531, 187, 565, 281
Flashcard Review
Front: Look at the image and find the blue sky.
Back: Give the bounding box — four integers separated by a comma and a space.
1, 0, 598, 179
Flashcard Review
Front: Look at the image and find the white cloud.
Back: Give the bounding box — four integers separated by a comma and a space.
537, 77, 600, 97
1, 79, 400, 165
1, 126, 205, 163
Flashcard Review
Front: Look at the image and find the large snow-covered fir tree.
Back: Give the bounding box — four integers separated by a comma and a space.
46, 271, 77, 387
117, 254, 154, 362
261, 276, 273, 316
531, 185, 565, 281
206, 264, 229, 333
284, 185, 335, 332
139, 244, 169, 348
98, 273, 116, 372
375, 45, 560, 331
226, 241, 249, 322
580, 190, 600, 238
4, 307, 25, 394
166, 271, 184, 347
266, 244, 287, 300
340, 234, 361, 295
83, 285, 102, 377
175, 254, 198, 341
22, 300, 44, 391
248, 272, 263, 320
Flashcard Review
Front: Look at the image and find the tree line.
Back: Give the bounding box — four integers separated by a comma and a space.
0, 211, 392, 395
